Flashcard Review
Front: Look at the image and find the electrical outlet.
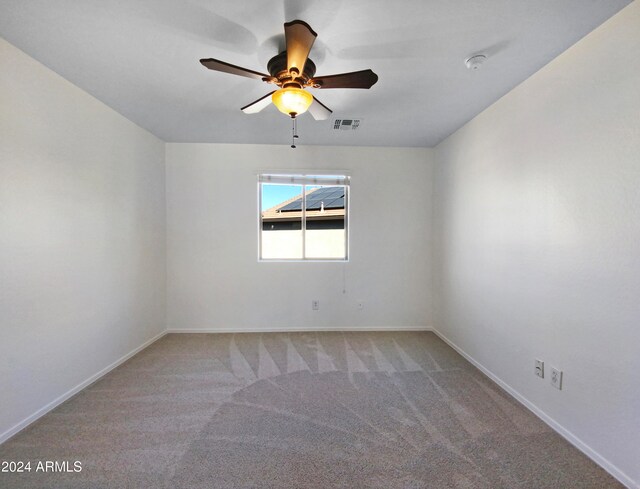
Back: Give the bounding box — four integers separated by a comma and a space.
550, 367, 563, 390
312, 300, 319, 311
535, 359, 544, 378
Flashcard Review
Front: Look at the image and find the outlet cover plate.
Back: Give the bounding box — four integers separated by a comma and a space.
551, 367, 563, 389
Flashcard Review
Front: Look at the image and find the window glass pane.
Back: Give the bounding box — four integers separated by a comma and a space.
261, 184, 303, 259
259, 176, 349, 261
304, 185, 347, 259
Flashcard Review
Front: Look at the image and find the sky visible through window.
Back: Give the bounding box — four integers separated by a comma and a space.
261, 184, 302, 211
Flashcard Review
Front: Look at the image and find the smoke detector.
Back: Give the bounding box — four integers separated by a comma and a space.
465, 54, 487, 70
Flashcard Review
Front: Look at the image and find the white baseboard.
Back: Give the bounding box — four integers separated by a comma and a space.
431, 328, 637, 489
0, 330, 167, 445
166, 325, 433, 334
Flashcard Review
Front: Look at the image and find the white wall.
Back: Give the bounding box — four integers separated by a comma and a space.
166, 143, 432, 331
433, 3, 640, 487
0, 40, 166, 441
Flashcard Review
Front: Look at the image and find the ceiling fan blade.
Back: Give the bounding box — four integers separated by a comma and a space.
310, 69, 378, 89
200, 58, 268, 81
308, 96, 332, 121
284, 20, 317, 75
240, 91, 276, 114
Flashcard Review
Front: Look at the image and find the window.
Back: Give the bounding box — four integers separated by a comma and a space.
259, 174, 349, 261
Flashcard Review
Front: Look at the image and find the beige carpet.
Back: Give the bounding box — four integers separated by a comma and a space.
0, 332, 622, 488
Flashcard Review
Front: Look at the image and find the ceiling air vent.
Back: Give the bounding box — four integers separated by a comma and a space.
333, 118, 361, 131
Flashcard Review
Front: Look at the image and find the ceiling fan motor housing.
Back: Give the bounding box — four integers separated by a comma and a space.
267, 51, 317, 88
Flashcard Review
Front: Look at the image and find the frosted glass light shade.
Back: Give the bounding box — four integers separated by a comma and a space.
272, 88, 313, 117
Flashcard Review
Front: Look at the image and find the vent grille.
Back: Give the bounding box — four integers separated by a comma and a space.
333, 118, 361, 131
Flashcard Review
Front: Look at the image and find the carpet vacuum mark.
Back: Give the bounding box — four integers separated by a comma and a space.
0, 332, 622, 488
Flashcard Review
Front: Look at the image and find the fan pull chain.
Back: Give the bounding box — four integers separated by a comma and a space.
291, 117, 299, 148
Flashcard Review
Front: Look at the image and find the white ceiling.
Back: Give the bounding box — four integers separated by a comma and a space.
0, 0, 631, 147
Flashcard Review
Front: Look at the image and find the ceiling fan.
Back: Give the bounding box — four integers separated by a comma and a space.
200, 20, 378, 120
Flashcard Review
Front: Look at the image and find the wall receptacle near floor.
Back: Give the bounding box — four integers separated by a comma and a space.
550, 367, 563, 390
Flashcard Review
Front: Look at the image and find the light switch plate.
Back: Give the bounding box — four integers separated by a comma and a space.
535, 359, 544, 378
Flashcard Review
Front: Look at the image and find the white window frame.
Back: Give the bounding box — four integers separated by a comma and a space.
258, 173, 350, 262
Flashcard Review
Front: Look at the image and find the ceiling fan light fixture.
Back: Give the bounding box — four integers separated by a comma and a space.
272, 87, 313, 118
